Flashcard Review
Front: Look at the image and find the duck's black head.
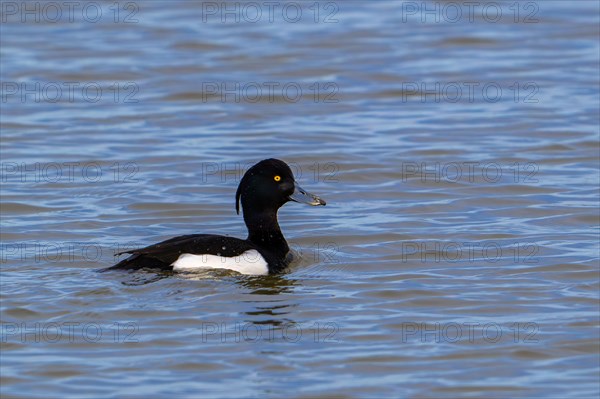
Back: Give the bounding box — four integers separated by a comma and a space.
236, 158, 326, 215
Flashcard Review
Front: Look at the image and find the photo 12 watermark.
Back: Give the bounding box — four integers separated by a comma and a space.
399, 321, 539, 343
1, 82, 139, 104
400, 2, 539, 24
400, 241, 539, 264
198, 321, 339, 343
400, 162, 539, 184
199, 2, 339, 23
399, 81, 539, 104
1, 322, 139, 343
1, 162, 140, 183
199, 81, 339, 104
196, 161, 339, 184
1, 2, 140, 23
0, 241, 144, 264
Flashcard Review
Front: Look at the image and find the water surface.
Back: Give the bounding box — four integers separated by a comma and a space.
1, 1, 599, 398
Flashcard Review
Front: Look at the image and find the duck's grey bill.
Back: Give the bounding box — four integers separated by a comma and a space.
289, 183, 326, 206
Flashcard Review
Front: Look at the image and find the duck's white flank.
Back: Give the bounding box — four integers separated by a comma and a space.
171, 250, 269, 275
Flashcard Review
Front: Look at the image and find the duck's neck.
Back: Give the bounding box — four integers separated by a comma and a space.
243, 209, 289, 257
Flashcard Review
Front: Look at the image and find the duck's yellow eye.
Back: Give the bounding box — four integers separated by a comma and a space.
274, 175, 281, 182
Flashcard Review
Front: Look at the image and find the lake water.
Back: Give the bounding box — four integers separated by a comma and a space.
1, 1, 599, 397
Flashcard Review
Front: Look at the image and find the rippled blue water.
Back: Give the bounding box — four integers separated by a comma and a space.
1, 1, 599, 398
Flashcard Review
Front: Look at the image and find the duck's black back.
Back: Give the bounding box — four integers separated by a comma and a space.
104, 234, 262, 271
